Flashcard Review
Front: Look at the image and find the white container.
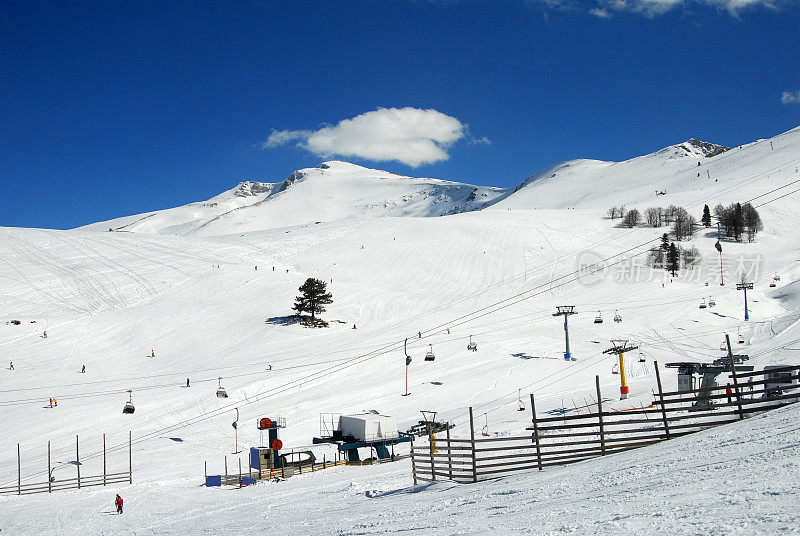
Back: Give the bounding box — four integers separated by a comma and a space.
339, 413, 399, 442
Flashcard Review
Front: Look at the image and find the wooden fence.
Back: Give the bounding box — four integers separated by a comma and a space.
411, 363, 800, 484
0, 432, 132, 495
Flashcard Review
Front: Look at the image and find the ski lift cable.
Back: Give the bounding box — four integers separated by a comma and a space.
408, 175, 799, 344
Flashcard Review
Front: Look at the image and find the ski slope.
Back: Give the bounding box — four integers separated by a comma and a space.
2, 125, 800, 534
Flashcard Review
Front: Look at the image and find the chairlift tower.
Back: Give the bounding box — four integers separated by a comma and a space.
603, 339, 639, 399
716, 222, 724, 286
736, 282, 753, 321
553, 306, 577, 361
402, 338, 412, 396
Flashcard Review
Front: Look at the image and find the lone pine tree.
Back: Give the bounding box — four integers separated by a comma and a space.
702, 204, 711, 227
293, 278, 333, 320
667, 242, 680, 277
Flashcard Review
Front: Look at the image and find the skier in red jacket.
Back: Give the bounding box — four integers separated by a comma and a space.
115, 494, 123, 514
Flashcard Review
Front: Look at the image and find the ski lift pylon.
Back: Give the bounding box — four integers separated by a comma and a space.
594, 310, 604, 324
122, 389, 135, 414
467, 335, 477, 352
216, 377, 228, 398
424, 344, 435, 362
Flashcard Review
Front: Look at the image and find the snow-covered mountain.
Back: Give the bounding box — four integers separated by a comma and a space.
78, 131, 776, 236
80, 161, 506, 235
3, 124, 800, 534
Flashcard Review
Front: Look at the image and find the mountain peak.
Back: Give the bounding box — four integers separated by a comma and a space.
683, 138, 731, 158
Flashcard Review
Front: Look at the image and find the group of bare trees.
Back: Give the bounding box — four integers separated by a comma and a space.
610, 204, 697, 238
714, 202, 763, 242
607, 206, 627, 220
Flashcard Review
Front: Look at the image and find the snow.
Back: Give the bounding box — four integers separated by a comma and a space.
2, 125, 800, 534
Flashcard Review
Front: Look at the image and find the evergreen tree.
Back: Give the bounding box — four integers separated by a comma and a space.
701, 204, 711, 227
666, 242, 680, 276
292, 278, 333, 320
661, 233, 670, 251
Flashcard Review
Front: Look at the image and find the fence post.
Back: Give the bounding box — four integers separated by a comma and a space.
446, 425, 453, 479
726, 334, 745, 419
129, 431, 133, 484
48, 441, 51, 493
469, 407, 477, 483
653, 361, 671, 439
595, 377, 606, 454
103, 433, 107, 486
530, 394, 542, 471
238, 458, 242, 489
76, 435, 80, 489
323, 454, 326, 470
225, 456, 228, 484
17, 443, 21, 495
427, 422, 436, 481
204, 461, 207, 481
410, 435, 418, 485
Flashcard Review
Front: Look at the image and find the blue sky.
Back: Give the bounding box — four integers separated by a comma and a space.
1, 1, 799, 229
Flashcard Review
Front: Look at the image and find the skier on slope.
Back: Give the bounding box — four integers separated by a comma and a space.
115, 494, 123, 514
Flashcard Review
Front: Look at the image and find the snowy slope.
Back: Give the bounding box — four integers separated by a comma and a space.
4, 397, 799, 535
2, 124, 800, 534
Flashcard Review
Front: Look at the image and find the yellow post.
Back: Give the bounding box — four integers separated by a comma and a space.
618, 352, 629, 399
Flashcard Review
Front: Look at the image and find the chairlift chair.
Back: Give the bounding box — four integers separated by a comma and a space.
612, 363, 620, 374
424, 344, 435, 362
719, 340, 728, 352
122, 390, 135, 414
467, 335, 477, 352
613, 310, 622, 323
738, 327, 745, 345
517, 389, 525, 412
638, 349, 646, 363
594, 311, 604, 324
774, 273, 781, 281
699, 299, 707, 309
216, 377, 228, 398
481, 414, 490, 437
769, 281, 777, 288
708, 297, 716, 307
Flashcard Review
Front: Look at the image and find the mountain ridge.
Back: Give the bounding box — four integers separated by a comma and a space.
77, 127, 795, 235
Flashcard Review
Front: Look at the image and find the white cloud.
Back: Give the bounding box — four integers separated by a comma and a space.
264, 107, 472, 167
589, 6, 613, 16
580, 0, 781, 17
263, 129, 310, 148
781, 90, 800, 104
